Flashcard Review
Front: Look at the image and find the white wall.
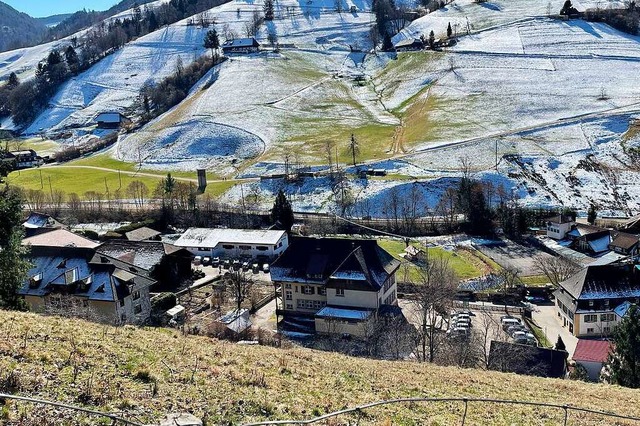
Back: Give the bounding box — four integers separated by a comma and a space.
185, 233, 288, 260
575, 360, 604, 382
547, 221, 573, 240
576, 311, 617, 337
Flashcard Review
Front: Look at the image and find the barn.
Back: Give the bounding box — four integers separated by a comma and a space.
95, 112, 132, 129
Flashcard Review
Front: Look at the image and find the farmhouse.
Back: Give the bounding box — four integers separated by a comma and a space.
554, 264, 640, 337
95, 111, 132, 129
270, 237, 400, 337
173, 228, 288, 260
19, 231, 154, 325
393, 37, 424, 51
3, 149, 43, 169
221, 38, 260, 54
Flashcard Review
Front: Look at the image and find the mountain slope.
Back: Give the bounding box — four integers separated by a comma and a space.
1, 309, 639, 425
0, 2, 46, 53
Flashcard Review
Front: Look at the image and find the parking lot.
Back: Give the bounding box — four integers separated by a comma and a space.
475, 239, 555, 276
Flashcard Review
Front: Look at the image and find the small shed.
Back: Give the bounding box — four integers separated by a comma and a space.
166, 304, 186, 323
217, 309, 252, 335
95, 112, 132, 129
125, 226, 161, 242
393, 38, 424, 52
572, 339, 612, 381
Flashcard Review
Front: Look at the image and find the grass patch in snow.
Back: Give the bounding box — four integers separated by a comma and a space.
1, 138, 59, 154
520, 274, 550, 286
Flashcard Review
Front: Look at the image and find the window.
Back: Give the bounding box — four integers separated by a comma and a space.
587, 328, 594, 334
132, 291, 141, 301
286, 303, 293, 310
603, 327, 611, 334
336, 288, 345, 297
584, 314, 598, 323
295, 285, 298, 293
588, 300, 594, 307
134, 304, 142, 314
256, 246, 268, 251
303, 286, 314, 295
285, 291, 292, 301
222, 244, 234, 250
604, 299, 610, 308
318, 287, 326, 296
601, 313, 615, 322
239, 245, 251, 250
278, 242, 283, 248
285, 283, 291, 289
119, 299, 125, 307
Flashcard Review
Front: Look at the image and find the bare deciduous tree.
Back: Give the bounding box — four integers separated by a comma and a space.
533, 254, 580, 287
226, 269, 254, 312
412, 253, 459, 362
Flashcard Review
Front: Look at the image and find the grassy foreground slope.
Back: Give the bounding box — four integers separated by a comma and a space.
1, 310, 639, 425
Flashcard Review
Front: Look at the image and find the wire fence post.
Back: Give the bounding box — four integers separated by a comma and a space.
563, 405, 569, 426
461, 398, 468, 426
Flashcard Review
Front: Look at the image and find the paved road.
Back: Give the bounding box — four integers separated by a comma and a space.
532, 304, 578, 357
252, 299, 277, 332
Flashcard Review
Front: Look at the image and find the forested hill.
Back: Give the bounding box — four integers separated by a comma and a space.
0, 2, 46, 53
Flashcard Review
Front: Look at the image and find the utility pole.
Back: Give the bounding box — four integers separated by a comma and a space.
39, 169, 43, 190
495, 140, 498, 171
118, 169, 122, 190
48, 176, 53, 200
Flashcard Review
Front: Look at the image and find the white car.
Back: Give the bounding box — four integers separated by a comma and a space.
193, 256, 202, 265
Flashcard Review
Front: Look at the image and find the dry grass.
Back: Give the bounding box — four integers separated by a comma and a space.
1, 310, 639, 425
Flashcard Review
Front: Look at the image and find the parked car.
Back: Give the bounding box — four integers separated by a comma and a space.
262, 263, 270, 273
502, 318, 521, 331
525, 295, 547, 304
223, 260, 231, 269
242, 261, 250, 271
232, 260, 240, 270
456, 318, 471, 326
193, 256, 202, 265
514, 337, 537, 346
507, 324, 527, 336
202, 256, 211, 266
252, 263, 260, 273
447, 327, 469, 338
211, 257, 220, 267
512, 331, 527, 340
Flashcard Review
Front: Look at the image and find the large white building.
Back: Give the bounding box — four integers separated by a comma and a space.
173, 228, 288, 260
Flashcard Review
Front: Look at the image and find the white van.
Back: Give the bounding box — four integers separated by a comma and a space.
501, 318, 521, 331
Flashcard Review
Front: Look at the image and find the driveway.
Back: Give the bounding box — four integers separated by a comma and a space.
252, 298, 277, 332
532, 304, 578, 357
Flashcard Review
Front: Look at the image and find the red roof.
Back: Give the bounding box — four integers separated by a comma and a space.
573, 339, 612, 363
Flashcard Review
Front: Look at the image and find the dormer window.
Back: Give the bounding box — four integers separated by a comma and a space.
29, 273, 43, 288
57, 259, 67, 269
588, 300, 594, 307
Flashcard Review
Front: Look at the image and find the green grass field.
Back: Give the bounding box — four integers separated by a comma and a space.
7, 166, 237, 199
378, 238, 484, 282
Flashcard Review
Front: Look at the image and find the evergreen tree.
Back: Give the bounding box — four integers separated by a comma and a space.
382, 32, 393, 51
428, 30, 435, 48
7, 72, 19, 89
587, 204, 597, 225
0, 150, 29, 310
204, 28, 220, 61
64, 46, 80, 75
264, 0, 275, 20
270, 189, 294, 231
447, 22, 452, 38
555, 335, 567, 352
607, 305, 640, 388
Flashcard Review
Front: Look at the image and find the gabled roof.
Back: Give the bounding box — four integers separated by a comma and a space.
23, 212, 60, 229
270, 237, 400, 290
573, 339, 612, 363
22, 229, 99, 249
222, 38, 260, 48
488, 341, 567, 378
559, 264, 640, 300
19, 246, 152, 302
95, 240, 177, 272
610, 232, 640, 251
394, 38, 423, 48
125, 226, 161, 242
547, 214, 574, 225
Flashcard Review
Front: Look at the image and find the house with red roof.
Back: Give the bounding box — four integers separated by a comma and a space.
572, 339, 612, 381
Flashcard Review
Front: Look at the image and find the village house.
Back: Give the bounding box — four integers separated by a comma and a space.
22, 212, 63, 236
393, 37, 424, 51
572, 339, 612, 381
94, 240, 192, 291
554, 264, 640, 337
608, 232, 640, 257
173, 228, 288, 261
95, 111, 132, 129
545, 214, 576, 240
3, 149, 43, 169
19, 230, 154, 324
270, 237, 400, 337
221, 38, 260, 54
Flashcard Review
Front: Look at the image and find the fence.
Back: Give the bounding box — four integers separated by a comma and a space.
0, 393, 143, 425
240, 397, 640, 426
3, 393, 640, 425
